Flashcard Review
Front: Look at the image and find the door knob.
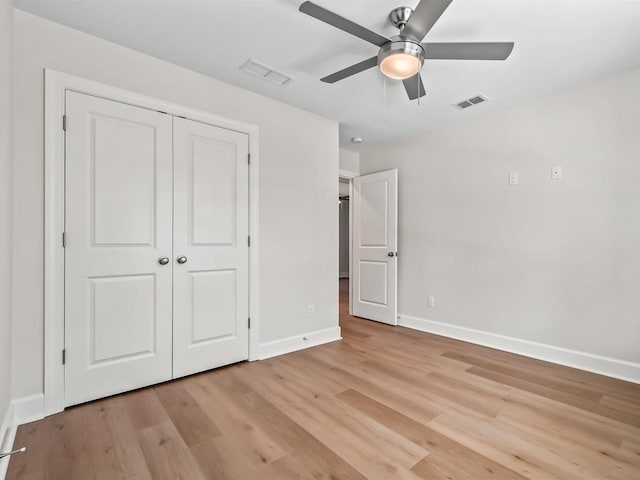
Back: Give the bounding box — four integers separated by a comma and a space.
387, 251, 395, 257
177, 255, 188, 264
158, 257, 169, 265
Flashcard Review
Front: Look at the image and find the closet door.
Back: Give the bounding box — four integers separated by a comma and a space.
172, 117, 250, 378
64, 92, 173, 406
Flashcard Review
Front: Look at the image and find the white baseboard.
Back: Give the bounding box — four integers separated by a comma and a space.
0, 403, 16, 480
12, 394, 44, 427
258, 326, 342, 360
398, 314, 640, 384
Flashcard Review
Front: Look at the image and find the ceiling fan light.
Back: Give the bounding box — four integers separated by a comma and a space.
380, 53, 422, 80
377, 40, 425, 80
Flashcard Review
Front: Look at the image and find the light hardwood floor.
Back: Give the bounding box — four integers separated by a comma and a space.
7, 279, 640, 479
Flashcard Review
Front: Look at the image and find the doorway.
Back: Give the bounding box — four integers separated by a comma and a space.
338, 177, 351, 314
339, 169, 399, 326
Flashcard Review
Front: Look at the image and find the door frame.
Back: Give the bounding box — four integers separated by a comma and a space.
338, 169, 357, 315
44, 69, 261, 416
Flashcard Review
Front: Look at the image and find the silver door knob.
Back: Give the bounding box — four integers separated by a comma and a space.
158, 257, 169, 265
177, 255, 188, 264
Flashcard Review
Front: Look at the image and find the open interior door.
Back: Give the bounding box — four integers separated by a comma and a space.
351, 169, 398, 325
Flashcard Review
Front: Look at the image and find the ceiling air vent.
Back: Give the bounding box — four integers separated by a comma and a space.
239, 59, 294, 87
454, 94, 488, 110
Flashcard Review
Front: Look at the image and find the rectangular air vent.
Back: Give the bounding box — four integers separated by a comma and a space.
454, 94, 488, 110
239, 59, 294, 87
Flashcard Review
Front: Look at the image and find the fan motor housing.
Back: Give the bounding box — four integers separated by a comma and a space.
378, 39, 425, 67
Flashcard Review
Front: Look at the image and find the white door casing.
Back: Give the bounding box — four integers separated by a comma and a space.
64, 91, 174, 406
172, 117, 249, 377
352, 169, 398, 325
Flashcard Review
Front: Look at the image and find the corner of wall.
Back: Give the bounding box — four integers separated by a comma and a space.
0, 3, 14, 475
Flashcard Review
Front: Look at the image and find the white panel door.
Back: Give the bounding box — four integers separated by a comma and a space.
352, 169, 398, 325
172, 117, 249, 378
64, 91, 173, 406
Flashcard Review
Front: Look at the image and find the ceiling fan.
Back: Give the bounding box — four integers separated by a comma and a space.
299, 0, 514, 100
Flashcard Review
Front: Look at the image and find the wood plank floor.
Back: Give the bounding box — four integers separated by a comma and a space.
8, 279, 640, 479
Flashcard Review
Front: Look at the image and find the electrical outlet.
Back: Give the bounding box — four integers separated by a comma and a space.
552, 166, 562, 180
307, 304, 315, 317
428, 296, 435, 308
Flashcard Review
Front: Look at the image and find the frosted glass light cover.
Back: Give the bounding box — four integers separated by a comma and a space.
379, 53, 422, 80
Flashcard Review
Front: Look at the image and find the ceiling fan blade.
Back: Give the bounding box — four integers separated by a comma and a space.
423, 42, 514, 60
402, 73, 426, 100
401, 0, 453, 42
321, 56, 379, 83
299, 1, 390, 47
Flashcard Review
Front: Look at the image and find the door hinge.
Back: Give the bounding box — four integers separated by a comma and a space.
248, 317, 251, 329
62, 114, 67, 131
62, 232, 66, 248
247, 153, 251, 165
62, 349, 66, 365
248, 236, 251, 247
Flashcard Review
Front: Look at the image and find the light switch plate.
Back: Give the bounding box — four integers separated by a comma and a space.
509, 172, 519, 185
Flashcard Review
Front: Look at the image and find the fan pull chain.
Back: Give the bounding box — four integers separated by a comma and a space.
383, 76, 387, 122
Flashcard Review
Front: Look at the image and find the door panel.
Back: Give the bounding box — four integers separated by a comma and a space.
352, 170, 398, 325
359, 261, 388, 306
360, 181, 388, 246
92, 116, 157, 245
90, 274, 156, 363
172, 117, 249, 378
65, 91, 173, 406
192, 139, 237, 245
191, 269, 237, 343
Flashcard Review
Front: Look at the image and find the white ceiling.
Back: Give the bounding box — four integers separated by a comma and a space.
15, 0, 640, 151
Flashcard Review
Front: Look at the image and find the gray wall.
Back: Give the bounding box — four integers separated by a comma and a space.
12, 10, 339, 399
0, 0, 13, 429
361, 67, 640, 365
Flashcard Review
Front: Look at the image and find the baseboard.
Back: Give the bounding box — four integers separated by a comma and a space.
12, 394, 44, 427
398, 314, 640, 384
258, 326, 342, 360
0, 403, 16, 480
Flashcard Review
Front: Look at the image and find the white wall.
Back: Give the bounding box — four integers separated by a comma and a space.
12, 10, 339, 400
361, 67, 640, 369
339, 148, 360, 174
0, 0, 13, 435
